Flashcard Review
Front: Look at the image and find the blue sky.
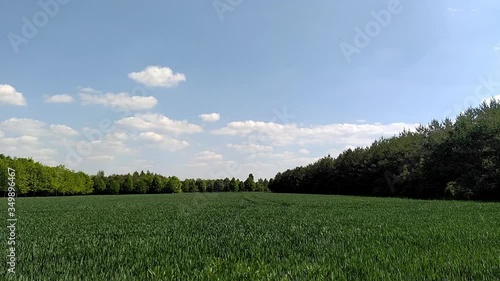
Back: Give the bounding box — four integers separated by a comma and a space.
1, 0, 499, 179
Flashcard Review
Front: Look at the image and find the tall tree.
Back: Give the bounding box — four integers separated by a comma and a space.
244, 174, 255, 192
121, 174, 134, 194
166, 176, 182, 193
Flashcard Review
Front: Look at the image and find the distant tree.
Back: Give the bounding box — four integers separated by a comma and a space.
229, 177, 239, 192
182, 179, 196, 193
238, 181, 245, 192
212, 179, 224, 192
121, 174, 134, 194
166, 176, 182, 193
223, 178, 231, 192
244, 174, 255, 191
107, 178, 120, 194
195, 179, 207, 192
92, 170, 106, 194
256, 178, 266, 192
134, 179, 148, 194
206, 180, 214, 192
151, 175, 163, 193
188, 179, 197, 192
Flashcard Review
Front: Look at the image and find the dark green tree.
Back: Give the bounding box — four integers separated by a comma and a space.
244, 174, 255, 192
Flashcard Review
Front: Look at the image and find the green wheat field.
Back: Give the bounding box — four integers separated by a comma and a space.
1, 193, 499, 280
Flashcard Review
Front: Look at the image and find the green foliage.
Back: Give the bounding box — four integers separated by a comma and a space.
0, 156, 94, 196
166, 176, 182, 193
238, 181, 245, 192
182, 179, 197, 193
244, 173, 255, 191
121, 174, 134, 194
106, 178, 120, 195
195, 178, 207, 192
92, 170, 107, 194
270, 101, 500, 200
134, 179, 148, 194
148, 175, 160, 193
229, 177, 239, 192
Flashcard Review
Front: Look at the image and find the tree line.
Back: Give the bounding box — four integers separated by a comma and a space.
3, 101, 499, 200
0, 155, 269, 196
269, 100, 500, 201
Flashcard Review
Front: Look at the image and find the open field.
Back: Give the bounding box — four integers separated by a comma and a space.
1, 193, 499, 280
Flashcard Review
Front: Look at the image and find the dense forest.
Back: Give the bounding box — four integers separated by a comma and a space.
0, 155, 269, 196
269, 100, 500, 200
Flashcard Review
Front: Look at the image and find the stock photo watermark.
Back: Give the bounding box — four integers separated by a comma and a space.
442, 74, 500, 120
339, 0, 404, 64
7, 0, 70, 54
213, 0, 243, 21
6, 168, 17, 274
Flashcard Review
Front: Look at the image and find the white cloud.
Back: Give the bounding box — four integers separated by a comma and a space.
199, 113, 221, 123
79, 87, 101, 93
213, 121, 418, 147
0, 118, 46, 136
137, 131, 164, 142
299, 149, 310, 155
80, 92, 157, 111
251, 150, 321, 169
108, 132, 129, 141
495, 44, 500, 52
116, 113, 203, 135
183, 162, 210, 168
49, 124, 79, 136
1, 135, 39, 146
137, 132, 190, 152
226, 143, 273, 153
128, 66, 186, 87
44, 94, 74, 104
114, 159, 155, 174
0, 135, 58, 166
447, 8, 458, 14
86, 155, 114, 162
195, 151, 223, 161
75, 133, 135, 161
182, 151, 321, 180
0, 84, 27, 106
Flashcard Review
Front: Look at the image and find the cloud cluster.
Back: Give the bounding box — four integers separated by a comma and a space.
49, 124, 79, 136
0, 118, 47, 136
0, 118, 75, 166
116, 113, 203, 135
80, 92, 158, 111
128, 66, 186, 88
195, 151, 223, 161
1, 64, 430, 179
136, 132, 190, 152
199, 113, 221, 123
0, 84, 27, 106
44, 94, 74, 104
213, 121, 418, 147
226, 143, 273, 153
